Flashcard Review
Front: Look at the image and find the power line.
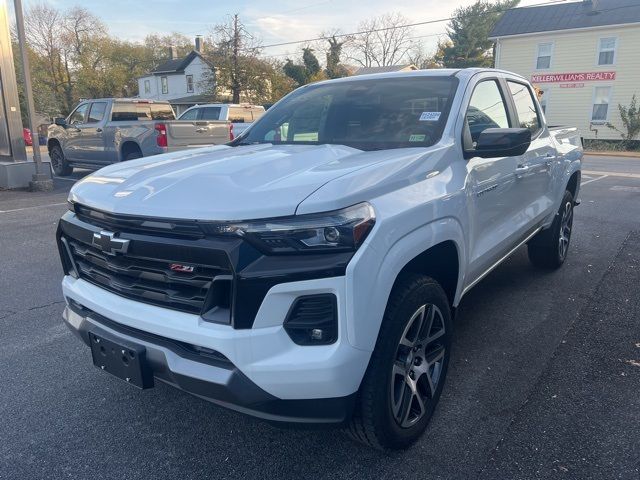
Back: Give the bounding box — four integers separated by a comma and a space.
253, 0, 571, 50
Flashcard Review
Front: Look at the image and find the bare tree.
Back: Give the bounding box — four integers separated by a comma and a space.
207, 14, 263, 103
348, 13, 416, 67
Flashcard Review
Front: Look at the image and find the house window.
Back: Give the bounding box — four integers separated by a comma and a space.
591, 86, 612, 122
161, 76, 168, 94
186, 75, 194, 93
536, 43, 553, 69
597, 37, 617, 65
144, 80, 150, 94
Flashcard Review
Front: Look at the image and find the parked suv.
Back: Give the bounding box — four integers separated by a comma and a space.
57, 69, 582, 449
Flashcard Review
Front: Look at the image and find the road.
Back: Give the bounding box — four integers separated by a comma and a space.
1, 154, 638, 480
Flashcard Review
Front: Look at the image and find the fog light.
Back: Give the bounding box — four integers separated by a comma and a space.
284, 294, 338, 345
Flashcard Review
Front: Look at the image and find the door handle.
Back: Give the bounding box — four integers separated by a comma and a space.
545, 153, 555, 167
515, 165, 530, 178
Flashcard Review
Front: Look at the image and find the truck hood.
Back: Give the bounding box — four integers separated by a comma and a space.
69, 144, 442, 220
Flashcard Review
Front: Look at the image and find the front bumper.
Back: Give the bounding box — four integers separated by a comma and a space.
63, 301, 357, 423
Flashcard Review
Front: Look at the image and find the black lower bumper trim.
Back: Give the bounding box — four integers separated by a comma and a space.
64, 302, 356, 424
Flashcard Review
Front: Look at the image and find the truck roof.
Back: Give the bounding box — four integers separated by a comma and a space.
77, 98, 172, 104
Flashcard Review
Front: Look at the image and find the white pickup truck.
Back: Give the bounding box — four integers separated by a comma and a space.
178, 103, 265, 137
47, 98, 232, 176
57, 68, 582, 450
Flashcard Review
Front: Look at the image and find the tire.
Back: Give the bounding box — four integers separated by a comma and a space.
124, 150, 142, 161
347, 274, 453, 450
49, 144, 72, 176
527, 190, 574, 269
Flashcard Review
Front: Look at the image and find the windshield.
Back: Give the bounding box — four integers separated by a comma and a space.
236, 76, 458, 151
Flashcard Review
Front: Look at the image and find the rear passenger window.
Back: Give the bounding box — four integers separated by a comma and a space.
200, 107, 222, 120
87, 102, 107, 123
465, 80, 510, 147
150, 104, 175, 120
229, 107, 253, 123
111, 103, 175, 121
508, 81, 541, 135
179, 109, 199, 120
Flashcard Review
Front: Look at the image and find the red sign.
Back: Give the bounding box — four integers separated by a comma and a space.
531, 71, 616, 83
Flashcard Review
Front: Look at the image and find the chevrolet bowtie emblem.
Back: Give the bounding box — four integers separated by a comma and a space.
92, 230, 130, 255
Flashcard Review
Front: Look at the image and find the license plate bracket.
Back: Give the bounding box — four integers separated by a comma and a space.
89, 331, 154, 389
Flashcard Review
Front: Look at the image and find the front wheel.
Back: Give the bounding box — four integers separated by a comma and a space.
347, 274, 453, 450
528, 190, 574, 269
50, 144, 72, 176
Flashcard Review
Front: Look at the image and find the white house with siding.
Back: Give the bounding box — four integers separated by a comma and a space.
490, 0, 640, 141
137, 36, 215, 115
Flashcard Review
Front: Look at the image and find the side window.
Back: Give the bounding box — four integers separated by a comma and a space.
180, 108, 199, 120
87, 102, 107, 123
186, 75, 194, 93
200, 107, 222, 120
464, 80, 510, 148
229, 107, 252, 123
68, 104, 89, 124
536, 43, 553, 70
597, 37, 617, 66
161, 76, 168, 94
507, 81, 542, 135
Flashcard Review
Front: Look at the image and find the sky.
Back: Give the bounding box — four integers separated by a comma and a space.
22, 0, 559, 59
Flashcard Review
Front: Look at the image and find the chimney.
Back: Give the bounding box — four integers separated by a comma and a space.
169, 45, 178, 59
195, 35, 204, 53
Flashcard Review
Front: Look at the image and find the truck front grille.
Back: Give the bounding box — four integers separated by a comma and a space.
65, 237, 230, 315
74, 204, 205, 239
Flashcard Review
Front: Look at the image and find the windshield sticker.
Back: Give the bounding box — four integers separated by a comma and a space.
409, 134, 426, 142
419, 111, 441, 122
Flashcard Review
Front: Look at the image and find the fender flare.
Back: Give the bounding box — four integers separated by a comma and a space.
344, 217, 467, 351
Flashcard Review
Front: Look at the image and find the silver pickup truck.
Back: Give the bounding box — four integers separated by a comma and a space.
47, 98, 232, 176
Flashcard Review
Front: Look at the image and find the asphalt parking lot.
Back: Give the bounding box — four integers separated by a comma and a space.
1, 154, 639, 480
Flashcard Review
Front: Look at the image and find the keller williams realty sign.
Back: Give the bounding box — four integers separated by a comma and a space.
531, 71, 616, 83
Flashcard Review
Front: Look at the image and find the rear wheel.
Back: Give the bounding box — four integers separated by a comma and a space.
528, 190, 574, 269
347, 274, 453, 450
124, 150, 142, 161
50, 144, 72, 176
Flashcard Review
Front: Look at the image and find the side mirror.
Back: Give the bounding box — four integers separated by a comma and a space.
473, 128, 531, 158
54, 117, 67, 127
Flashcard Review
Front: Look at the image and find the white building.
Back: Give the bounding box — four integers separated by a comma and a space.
490, 0, 640, 141
137, 37, 215, 115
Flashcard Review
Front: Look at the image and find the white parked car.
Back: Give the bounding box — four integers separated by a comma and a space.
57, 68, 582, 450
178, 103, 265, 137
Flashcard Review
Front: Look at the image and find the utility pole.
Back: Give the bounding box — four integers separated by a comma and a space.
14, 0, 52, 190
232, 13, 240, 103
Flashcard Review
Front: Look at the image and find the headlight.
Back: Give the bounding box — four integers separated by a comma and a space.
202, 202, 375, 254
67, 200, 75, 212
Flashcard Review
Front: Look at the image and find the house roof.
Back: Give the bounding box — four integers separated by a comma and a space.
168, 94, 216, 105
489, 0, 640, 38
352, 64, 418, 76
151, 51, 205, 75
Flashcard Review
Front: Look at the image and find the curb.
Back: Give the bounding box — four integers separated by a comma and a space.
584, 151, 640, 158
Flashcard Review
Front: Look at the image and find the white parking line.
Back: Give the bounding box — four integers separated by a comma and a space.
0, 202, 67, 214
582, 170, 640, 179
581, 175, 608, 186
